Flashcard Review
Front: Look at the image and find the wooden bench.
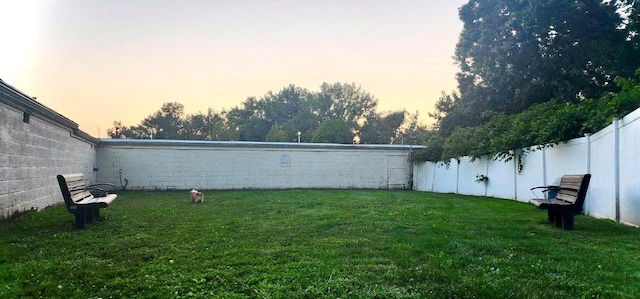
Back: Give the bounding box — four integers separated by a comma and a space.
529, 174, 591, 230
56, 174, 118, 228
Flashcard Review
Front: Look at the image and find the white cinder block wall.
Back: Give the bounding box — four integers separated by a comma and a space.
97, 140, 418, 190
1, 83, 97, 218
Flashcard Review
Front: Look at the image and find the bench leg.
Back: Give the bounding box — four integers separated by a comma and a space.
553, 212, 563, 228
93, 208, 102, 221
561, 213, 575, 230
74, 211, 87, 229
86, 209, 95, 224
547, 210, 561, 224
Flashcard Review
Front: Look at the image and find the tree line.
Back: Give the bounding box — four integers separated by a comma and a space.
109, 0, 640, 155
417, 0, 640, 165
108, 82, 417, 144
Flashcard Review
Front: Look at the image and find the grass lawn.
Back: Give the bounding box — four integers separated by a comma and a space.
1, 190, 640, 298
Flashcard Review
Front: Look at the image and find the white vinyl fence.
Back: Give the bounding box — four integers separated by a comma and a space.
414, 107, 640, 227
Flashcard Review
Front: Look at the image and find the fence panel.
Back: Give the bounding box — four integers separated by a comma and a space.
544, 137, 588, 181
587, 125, 616, 220
431, 159, 458, 193
458, 157, 488, 196
413, 162, 435, 192
619, 109, 640, 226
516, 147, 545, 202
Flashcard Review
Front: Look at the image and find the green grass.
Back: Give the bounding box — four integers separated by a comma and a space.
1, 190, 640, 298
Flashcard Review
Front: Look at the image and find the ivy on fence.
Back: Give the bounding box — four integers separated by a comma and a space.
413, 71, 640, 172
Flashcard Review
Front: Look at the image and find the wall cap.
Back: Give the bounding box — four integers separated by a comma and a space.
98, 138, 426, 151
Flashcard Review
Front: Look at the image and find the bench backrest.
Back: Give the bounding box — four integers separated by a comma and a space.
555, 174, 591, 207
57, 174, 93, 212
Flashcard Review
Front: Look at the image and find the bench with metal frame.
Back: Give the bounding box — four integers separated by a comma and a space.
56, 174, 118, 228
529, 174, 591, 230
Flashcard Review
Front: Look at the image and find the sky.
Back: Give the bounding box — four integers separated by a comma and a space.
0, 0, 467, 138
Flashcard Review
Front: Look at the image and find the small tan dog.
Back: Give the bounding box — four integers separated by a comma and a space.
190, 189, 204, 203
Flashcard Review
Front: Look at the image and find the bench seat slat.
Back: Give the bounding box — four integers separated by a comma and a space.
530, 198, 573, 208
71, 191, 94, 202
75, 194, 117, 205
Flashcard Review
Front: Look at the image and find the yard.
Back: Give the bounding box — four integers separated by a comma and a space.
1, 190, 639, 298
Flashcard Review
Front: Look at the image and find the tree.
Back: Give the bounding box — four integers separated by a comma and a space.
263, 85, 319, 141
238, 116, 272, 141
265, 124, 289, 142
314, 82, 378, 129
439, 0, 639, 133
107, 121, 147, 139
411, 130, 446, 162
107, 82, 383, 143
262, 85, 314, 125
358, 111, 405, 144
226, 97, 271, 141
140, 102, 186, 139
311, 120, 353, 144
183, 108, 237, 141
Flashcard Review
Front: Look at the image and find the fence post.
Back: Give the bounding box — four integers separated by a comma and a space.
614, 118, 620, 223
584, 133, 592, 216
484, 157, 489, 197
456, 159, 460, 194
512, 149, 518, 200
542, 146, 547, 187
430, 162, 436, 192
585, 133, 592, 174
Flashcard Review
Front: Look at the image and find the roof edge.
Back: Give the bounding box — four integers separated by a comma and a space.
0, 80, 97, 144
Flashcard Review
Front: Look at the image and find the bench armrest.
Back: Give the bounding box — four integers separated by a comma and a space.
88, 183, 116, 189
530, 185, 560, 192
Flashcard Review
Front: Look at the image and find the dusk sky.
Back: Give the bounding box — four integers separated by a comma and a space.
1, 0, 467, 138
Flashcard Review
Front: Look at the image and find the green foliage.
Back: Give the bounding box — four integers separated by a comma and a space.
107, 82, 403, 143
141, 102, 186, 139
238, 116, 272, 141
314, 82, 378, 127
410, 130, 445, 162
106, 121, 147, 139
443, 126, 489, 161
437, 0, 640, 135
581, 74, 640, 133
183, 108, 237, 141
265, 124, 289, 142
416, 71, 640, 164
311, 120, 353, 144
2, 190, 640, 298
358, 111, 406, 144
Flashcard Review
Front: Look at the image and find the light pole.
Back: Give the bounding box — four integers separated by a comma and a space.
297, 131, 301, 143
